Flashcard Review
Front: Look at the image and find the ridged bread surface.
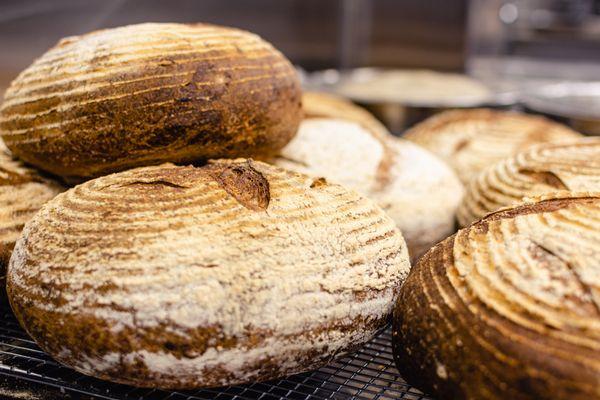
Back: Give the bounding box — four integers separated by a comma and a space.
458, 138, 600, 226
0, 23, 301, 180
404, 109, 582, 184
7, 159, 410, 389
0, 140, 63, 292
274, 117, 463, 260
393, 192, 600, 400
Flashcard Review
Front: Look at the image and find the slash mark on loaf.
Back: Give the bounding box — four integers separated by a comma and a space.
517, 169, 568, 190
205, 160, 270, 211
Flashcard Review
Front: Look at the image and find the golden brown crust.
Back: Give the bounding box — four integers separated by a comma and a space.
204, 160, 270, 211
0, 23, 302, 180
457, 138, 600, 226
8, 159, 410, 389
0, 141, 63, 297
393, 192, 600, 400
404, 109, 582, 184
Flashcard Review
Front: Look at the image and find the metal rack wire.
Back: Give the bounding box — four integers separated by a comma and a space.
0, 303, 432, 399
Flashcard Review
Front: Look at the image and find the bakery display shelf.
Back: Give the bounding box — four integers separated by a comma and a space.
0, 303, 432, 400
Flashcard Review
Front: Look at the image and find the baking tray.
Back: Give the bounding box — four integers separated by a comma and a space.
302, 68, 519, 133
522, 81, 600, 136
0, 302, 432, 399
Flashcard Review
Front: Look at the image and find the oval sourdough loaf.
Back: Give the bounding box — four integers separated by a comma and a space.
273, 113, 463, 260
7, 159, 410, 389
404, 109, 582, 185
0, 23, 301, 180
392, 192, 600, 400
301, 91, 389, 138
0, 140, 63, 296
458, 138, 600, 226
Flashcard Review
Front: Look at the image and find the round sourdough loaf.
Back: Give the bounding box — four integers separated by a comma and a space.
0, 23, 301, 181
392, 192, 600, 400
404, 109, 582, 185
0, 140, 63, 295
458, 138, 600, 226
273, 116, 463, 260
7, 159, 410, 389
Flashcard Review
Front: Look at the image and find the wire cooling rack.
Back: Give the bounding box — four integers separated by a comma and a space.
0, 302, 432, 400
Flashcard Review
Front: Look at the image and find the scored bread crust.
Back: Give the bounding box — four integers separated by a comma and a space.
404, 109, 582, 185
0, 23, 301, 181
0, 140, 63, 295
392, 192, 600, 400
7, 159, 410, 389
458, 138, 600, 226
273, 116, 464, 260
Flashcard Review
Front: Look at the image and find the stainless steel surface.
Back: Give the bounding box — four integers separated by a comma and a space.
303, 68, 519, 132
466, 0, 600, 99
467, 0, 600, 66
522, 81, 600, 135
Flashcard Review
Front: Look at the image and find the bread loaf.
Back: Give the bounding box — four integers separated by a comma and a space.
458, 138, 600, 226
7, 159, 410, 389
273, 115, 463, 260
0, 140, 63, 295
301, 91, 389, 138
392, 192, 600, 400
0, 23, 301, 181
404, 109, 582, 184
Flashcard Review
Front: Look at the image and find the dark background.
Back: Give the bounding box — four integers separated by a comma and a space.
0, 0, 468, 95
0, 0, 599, 95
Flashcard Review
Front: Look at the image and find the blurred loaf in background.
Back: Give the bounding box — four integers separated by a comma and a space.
404, 109, 582, 185
458, 138, 600, 226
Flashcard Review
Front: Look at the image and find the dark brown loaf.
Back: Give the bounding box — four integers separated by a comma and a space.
392, 192, 600, 400
458, 138, 600, 226
0, 23, 302, 180
7, 159, 410, 389
0, 140, 63, 295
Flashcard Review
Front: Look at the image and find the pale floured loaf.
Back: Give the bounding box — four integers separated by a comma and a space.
0, 23, 301, 180
0, 140, 63, 294
458, 138, 600, 226
7, 159, 410, 389
393, 192, 600, 400
404, 109, 582, 185
273, 117, 464, 259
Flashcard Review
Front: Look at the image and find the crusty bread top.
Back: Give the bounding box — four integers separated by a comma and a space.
0, 139, 63, 274
393, 191, 600, 399
0, 23, 301, 180
404, 109, 582, 184
458, 138, 600, 226
273, 118, 463, 259
8, 159, 409, 387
